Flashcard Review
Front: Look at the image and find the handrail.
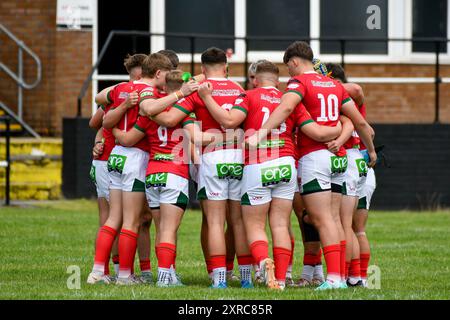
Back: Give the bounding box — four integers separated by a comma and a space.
79, 30, 450, 122
0, 101, 41, 139
0, 23, 42, 90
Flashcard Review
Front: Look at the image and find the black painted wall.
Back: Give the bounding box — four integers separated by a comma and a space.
370, 124, 450, 210
62, 118, 96, 199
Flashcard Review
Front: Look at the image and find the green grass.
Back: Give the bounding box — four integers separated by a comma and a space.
0, 200, 449, 300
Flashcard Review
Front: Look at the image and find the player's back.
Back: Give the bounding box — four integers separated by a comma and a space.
190, 78, 243, 132
287, 72, 350, 157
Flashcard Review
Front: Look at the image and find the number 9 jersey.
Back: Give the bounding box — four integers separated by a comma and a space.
285, 71, 351, 159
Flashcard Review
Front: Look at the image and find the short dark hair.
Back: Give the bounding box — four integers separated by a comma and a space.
201, 47, 227, 65
165, 70, 184, 92
255, 61, 279, 76
158, 49, 179, 69
142, 53, 173, 78
325, 63, 347, 83
123, 53, 147, 74
283, 41, 314, 64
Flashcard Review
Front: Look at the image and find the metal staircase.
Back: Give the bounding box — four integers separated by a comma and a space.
0, 23, 41, 138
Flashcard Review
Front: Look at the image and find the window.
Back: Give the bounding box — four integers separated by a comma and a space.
320, 0, 388, 54
165, 0, 234, 53
97, 0, 150, 75
246, 0, 309, 51
413, 0, 447, 53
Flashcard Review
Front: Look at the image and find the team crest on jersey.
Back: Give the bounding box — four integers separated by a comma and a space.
287, 83, 299, 89
235, 98, 244, 104
119, 92, 129, 99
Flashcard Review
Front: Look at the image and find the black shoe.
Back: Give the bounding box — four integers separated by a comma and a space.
346, 279, 364, 287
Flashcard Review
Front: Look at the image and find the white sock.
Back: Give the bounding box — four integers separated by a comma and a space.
254, 264, 260, 277
286, 264, 293, 278
92, 263, 105, 275
213, 267, 227, 286
313, 264, 324, 281
118, 269, 131, 279
114, 263, 120, 276
326, 273, 341, 284
301, 265, 314, 282
170, 265, 178, 283
157, 267, 171, 284
239, 264, 252, 283
348, 276, 361, 285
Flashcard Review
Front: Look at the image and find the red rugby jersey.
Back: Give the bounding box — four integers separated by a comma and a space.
174, 78, 244, 152
233, 86, 313, 165
107, 80, 156, 153
134, 108, 195, 179
285, 72, 351, 158
97, 103, 115, 161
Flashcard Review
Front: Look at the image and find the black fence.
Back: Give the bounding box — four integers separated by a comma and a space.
78, 31, 450, 123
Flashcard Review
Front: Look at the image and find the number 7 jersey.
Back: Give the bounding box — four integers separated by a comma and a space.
285, 71, 351, 158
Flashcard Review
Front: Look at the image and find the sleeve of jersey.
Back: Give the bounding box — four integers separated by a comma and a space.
106, 87, 115, 105
182, 112, 197, 127
285, 78, 306, 99
139, 87, 156, 103
231, 93, 248, 115
295, 104, 314, 128
341, 85, 352, 105
174, 95, 195, 115
133, 116, 151, 133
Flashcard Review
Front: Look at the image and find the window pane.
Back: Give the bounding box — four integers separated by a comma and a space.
413, 0, 447, 53
247, 0, 309, 51
165, 0, 234, 53
320, 0, 388, 54
98, 0, 150, 75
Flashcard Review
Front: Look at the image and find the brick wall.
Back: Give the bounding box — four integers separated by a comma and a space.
0, 0, 92, 136
1, 0, 449, 136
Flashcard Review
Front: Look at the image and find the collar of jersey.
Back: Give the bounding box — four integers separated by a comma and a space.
206, 77, 228, 81
261, 86, 280, 91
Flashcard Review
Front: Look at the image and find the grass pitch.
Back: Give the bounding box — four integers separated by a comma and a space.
0, 200, 449, 300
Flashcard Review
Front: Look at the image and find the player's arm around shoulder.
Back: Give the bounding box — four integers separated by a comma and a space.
140, 81, 199, 117
89, 106, 105, 130
341, 98, 377, 167
112, 121, 146, 147
343, 83, 364, 107
102, 91, 138, 129
198, 82, 246, 129
151, 107, 189, 128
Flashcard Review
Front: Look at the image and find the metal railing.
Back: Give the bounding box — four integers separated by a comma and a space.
0, 23, 41, 138
78, 31, 450, 123
0, 116, 11, 206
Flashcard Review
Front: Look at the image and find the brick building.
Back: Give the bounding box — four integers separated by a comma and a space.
1, 0, 450, 136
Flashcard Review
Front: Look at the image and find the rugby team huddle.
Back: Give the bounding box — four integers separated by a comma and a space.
87, 41, 377, 291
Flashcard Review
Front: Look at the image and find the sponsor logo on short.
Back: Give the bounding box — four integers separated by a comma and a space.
261, 164, 292, 186
146, 172, 168, 188
356, 158, 368, 177
331, 155, 348, 174
209, 192, 220, 196
89, 165, 96, 184
216, 163, 244, 180
107, 154, 127, 174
